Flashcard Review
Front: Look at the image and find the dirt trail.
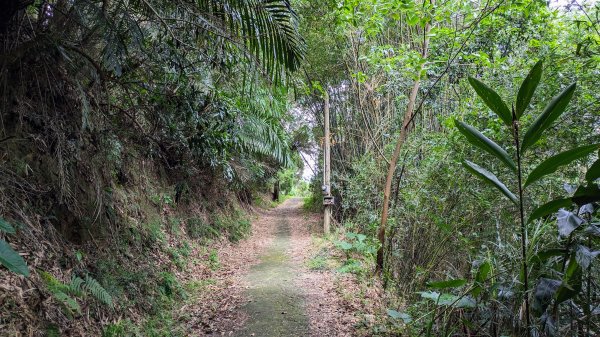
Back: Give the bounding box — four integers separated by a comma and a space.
183, 197, 363, 336
234, 198, 309, 336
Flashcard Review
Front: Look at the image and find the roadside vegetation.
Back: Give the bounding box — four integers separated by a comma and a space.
1, 0, 599, 336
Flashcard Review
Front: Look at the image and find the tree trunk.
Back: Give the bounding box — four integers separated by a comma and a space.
376, 5, 433, 272
273, 180, 280, 202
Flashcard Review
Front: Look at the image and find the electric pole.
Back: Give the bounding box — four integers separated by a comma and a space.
323, 93, 331, 235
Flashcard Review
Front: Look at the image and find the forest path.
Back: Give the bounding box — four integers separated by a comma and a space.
233, 198, 309, 336
184, 197, 357, 336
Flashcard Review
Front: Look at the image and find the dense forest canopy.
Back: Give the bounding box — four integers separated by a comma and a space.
1, 0, 600, 336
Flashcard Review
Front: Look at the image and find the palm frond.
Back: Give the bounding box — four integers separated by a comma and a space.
197, 0, 306, 81
236, 113, 291, 167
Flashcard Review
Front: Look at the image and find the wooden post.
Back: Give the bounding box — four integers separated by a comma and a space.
323, 93, 331, 235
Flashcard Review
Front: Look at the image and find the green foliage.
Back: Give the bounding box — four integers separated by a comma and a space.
467, 77, 512, 126
158, 272, 185, 299
454, 120, 516, 171
307, 255, 329, 270
462, 160, 517, 204
521, 83, 577, 153
334, 231, 378, 275
186, 217, 219, 240
302, 194, 322, 213
208, 249, 221, 271
516, 60, 543, 118
0, 240, 29, 277
0, 218, 29, 276
455, 60, 598, 335
40, 271, 113, 318
525, 144, 599, 187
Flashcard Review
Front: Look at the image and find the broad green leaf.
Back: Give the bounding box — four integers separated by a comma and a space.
516, 60, 543, 118
555, 255, 582, 304
0, 239, 29, 276
528, 198, 572, 224
417, 291, 475, 308
521, 83, 576, 153
468, 77, 512, 126
525, 144, 599, 187
475, 261, 491, 283
455, 120, 516, 171
575, 245, 600, 269
585, 224, 600, 237
531, 248, 567, 265
586, 157, 600, 182
0, 218, 15, 234
386, 309, 412, 323
336, 241, 353, 250
533, 278, 560, 314
463, 160, 517, 204
427, 278, 467, 289
572, 184, 600, 205
557, 209, 584, 238
471, 261, 491, 297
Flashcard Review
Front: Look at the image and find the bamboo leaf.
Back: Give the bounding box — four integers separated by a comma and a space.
0, 239, 29, 276
528, 198, 572, 224
516, 60, 543, 119
463, 160, 517, 204
521, 83, 576, 153
455, 120, 516, 171
525, 144, 599, 187
468, 77, 512, 126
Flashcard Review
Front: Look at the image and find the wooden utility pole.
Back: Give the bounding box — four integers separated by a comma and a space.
323, 93, 331, 235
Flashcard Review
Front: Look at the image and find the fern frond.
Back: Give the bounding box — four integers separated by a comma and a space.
83, 275, 114, 308
69, 276, 85, 297
54, 292, 82, 316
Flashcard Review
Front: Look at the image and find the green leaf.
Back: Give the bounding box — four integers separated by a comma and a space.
471, 261, 491, 297
427, 278, 467, 289
386, 309, 412, 323
336, 241, 353, 250
0, 218, 15, 234
521, 83, 577, 153
516, 60, 543, 119
585, 157, 600, 182
557, 209, 584, 237
575, 245, 600, 269
418, 291, 476, 308
525, 144, 599, 187
531, 248, 567, 265
454, 120, 516, 171
54, 291, 82, 315
0, 239, 29, 276
463, 160, 517, 204
475, 261, 491, 283
528, 198, 572, 224
533, 278, 560, 314
572, 184, 600, 206
555, 255, 582, 304
584, 224, 600, 237
468, 77, 512, 126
